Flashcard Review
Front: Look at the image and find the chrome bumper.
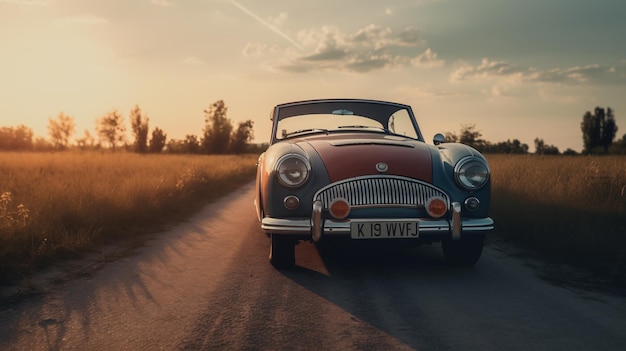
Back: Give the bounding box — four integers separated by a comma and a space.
261, 201, 494, 241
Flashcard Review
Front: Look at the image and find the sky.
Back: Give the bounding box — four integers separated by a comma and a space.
1, 0, 626, 152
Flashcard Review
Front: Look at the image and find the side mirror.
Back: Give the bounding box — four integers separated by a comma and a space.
433, 133, 446, 145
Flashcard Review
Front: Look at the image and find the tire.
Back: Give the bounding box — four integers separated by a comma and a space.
442, 236, 484, 267
269, 234, 295, 269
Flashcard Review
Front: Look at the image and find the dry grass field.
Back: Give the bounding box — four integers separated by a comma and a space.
1, 152, 625, 286
487, 154, 626, 283
0, 152, 257, 283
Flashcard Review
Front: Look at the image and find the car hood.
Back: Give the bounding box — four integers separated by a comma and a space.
301, 134, 433, 183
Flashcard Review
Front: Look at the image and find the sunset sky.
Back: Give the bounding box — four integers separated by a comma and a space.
1, 0, 625, 152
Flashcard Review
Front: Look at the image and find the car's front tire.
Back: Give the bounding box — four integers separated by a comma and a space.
269, 234, 295, 269
442, 236, 484, 267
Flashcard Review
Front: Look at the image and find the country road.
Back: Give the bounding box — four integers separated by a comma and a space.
1, 182, 625, 351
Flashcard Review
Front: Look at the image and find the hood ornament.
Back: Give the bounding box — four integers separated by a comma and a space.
376, 162, 388, 173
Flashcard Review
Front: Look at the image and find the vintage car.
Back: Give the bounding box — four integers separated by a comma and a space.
255, 99, 493, 268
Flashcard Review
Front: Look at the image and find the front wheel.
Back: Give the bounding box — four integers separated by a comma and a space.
442, 236, 484, 267
269, 234, 295, 269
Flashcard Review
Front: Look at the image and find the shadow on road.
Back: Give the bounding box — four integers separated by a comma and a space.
277, 240, 489, 349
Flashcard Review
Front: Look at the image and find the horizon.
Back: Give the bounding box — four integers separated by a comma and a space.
1, 0, 625, 152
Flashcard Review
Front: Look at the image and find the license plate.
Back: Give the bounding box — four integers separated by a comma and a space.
350, 221, 419, 239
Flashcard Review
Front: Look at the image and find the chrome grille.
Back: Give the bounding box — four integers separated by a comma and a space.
314, 176, 449, 209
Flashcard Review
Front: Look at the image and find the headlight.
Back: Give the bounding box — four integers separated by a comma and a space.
454, 156, 490, 190
276, 154, 311, 188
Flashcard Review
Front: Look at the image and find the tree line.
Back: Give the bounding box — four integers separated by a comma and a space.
1, 104, 624, 155
0, 100, 263, 154
444, 106, 625, 155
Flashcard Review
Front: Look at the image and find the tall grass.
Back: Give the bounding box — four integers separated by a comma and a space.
487, 154, 626, 282
0, 152, 257, 283
3, 153, 624, 285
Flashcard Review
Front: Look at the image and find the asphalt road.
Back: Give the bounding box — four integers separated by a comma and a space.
1, 182, 625, 351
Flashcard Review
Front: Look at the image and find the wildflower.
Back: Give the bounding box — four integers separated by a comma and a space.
1, 192, 12, 223
0, 192, 11, 205
16, 204, 30, 226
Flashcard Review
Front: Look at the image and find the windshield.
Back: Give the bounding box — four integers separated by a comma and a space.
272, 100, 421, 142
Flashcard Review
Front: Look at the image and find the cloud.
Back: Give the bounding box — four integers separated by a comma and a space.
265, 25, 438, 73
349, 25, 424, 49
411, 48, 444, 68
450, 59, 529, 82
395, 27, 425, 47
269, 12, 288, 27
243, 42, 278, 57
451, 58, 626, 85
345, 54, 399, 72
231, 3, 434, 74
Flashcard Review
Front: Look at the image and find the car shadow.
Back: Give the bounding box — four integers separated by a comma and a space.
279, 239, 486, 349
298, 238, 467, 275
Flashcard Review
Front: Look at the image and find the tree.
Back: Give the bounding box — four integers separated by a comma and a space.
166, 135, 200, 154
609, 133, 626, 154
76, 130, 96, 150
33, 137, 52, 151
230, 120, 254, 154
444, 131, 458, 143
130, 105, 149, 153
97, 110, 126, 151
483, 139, 529, 154
0, 125, 34, 151
601, 108, 618, 152
534, 138, 559, 155
47, 112, 76, 150
202, 100, 233, 154
581, 110, 600, 154
458, 124, 487, 151
562, 148, 578, 156
149, 127, 167, 153
184, 134, 201, 154
166, 139, 184, 154
581, 107, 618, 154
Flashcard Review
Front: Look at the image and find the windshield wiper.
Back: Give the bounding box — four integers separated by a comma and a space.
338, 125, 392, 134
284, 128, 329, 137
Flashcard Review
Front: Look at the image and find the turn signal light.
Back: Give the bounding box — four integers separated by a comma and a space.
329, 198, 350, 219
464, 197, 480, 211
426, 197, 447, 218
283, 195, 300, 210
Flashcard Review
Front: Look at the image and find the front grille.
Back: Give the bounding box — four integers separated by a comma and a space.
314, 176, 449, 209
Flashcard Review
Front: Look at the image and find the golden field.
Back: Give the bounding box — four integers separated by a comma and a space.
1, 152, 625, 285
487, 154, 626, 283
0, 152, 257, 283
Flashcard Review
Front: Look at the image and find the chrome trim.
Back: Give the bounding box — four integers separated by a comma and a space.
261, 216, 494, 236
451, 202, 461, 240
311, 200, 323, 242
313, 175, 450, 210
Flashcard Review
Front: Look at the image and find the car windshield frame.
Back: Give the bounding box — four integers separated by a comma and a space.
270, 99, 425, 144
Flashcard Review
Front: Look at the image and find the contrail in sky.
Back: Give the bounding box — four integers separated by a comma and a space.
230, 0, 304, 51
